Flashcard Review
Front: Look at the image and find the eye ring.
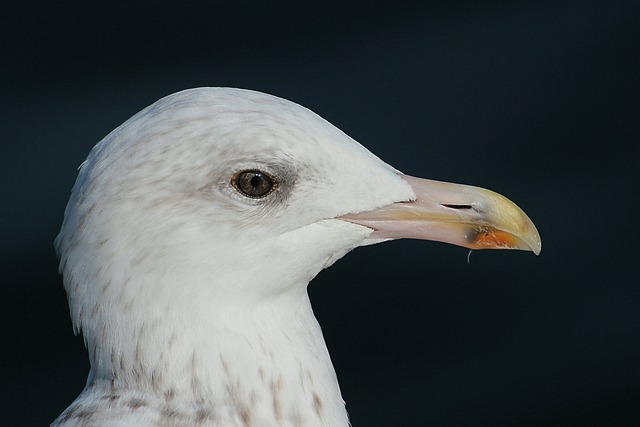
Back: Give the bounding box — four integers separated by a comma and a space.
231, 170, 275, 198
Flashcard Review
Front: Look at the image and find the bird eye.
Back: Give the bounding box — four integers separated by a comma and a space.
232, 170, 275, 198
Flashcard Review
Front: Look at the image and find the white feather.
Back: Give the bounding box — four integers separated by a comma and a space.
53, 88, 415, 426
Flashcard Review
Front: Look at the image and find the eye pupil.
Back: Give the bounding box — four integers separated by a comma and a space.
250, 175, 261, 188
233, 170, 274, 198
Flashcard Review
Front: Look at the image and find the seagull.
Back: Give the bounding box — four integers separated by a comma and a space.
52, 88, 541, 427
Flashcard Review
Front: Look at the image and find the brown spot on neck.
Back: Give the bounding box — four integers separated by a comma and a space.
312, 393, 323, 417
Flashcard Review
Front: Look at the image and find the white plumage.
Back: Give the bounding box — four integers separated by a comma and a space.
53, 88, 540, 426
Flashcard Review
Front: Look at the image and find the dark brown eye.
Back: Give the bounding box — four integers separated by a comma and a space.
232, 170, 274, 198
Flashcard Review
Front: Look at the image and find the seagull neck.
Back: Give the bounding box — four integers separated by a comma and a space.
87, 288, 349, 425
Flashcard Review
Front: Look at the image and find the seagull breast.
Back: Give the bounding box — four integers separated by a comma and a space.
53, 88, 540, 426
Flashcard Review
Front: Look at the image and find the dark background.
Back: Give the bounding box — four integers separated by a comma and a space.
2, 1, 639, 425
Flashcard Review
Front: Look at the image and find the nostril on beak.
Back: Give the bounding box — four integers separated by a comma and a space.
441, 204, 473, 210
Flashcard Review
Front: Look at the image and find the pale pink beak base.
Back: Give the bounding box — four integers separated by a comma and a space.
340, 175, 541, 255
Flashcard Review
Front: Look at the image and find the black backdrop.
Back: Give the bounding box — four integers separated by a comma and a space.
2, 1, 639, 425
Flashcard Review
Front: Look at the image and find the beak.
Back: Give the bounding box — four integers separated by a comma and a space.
340, 175, 541, 255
